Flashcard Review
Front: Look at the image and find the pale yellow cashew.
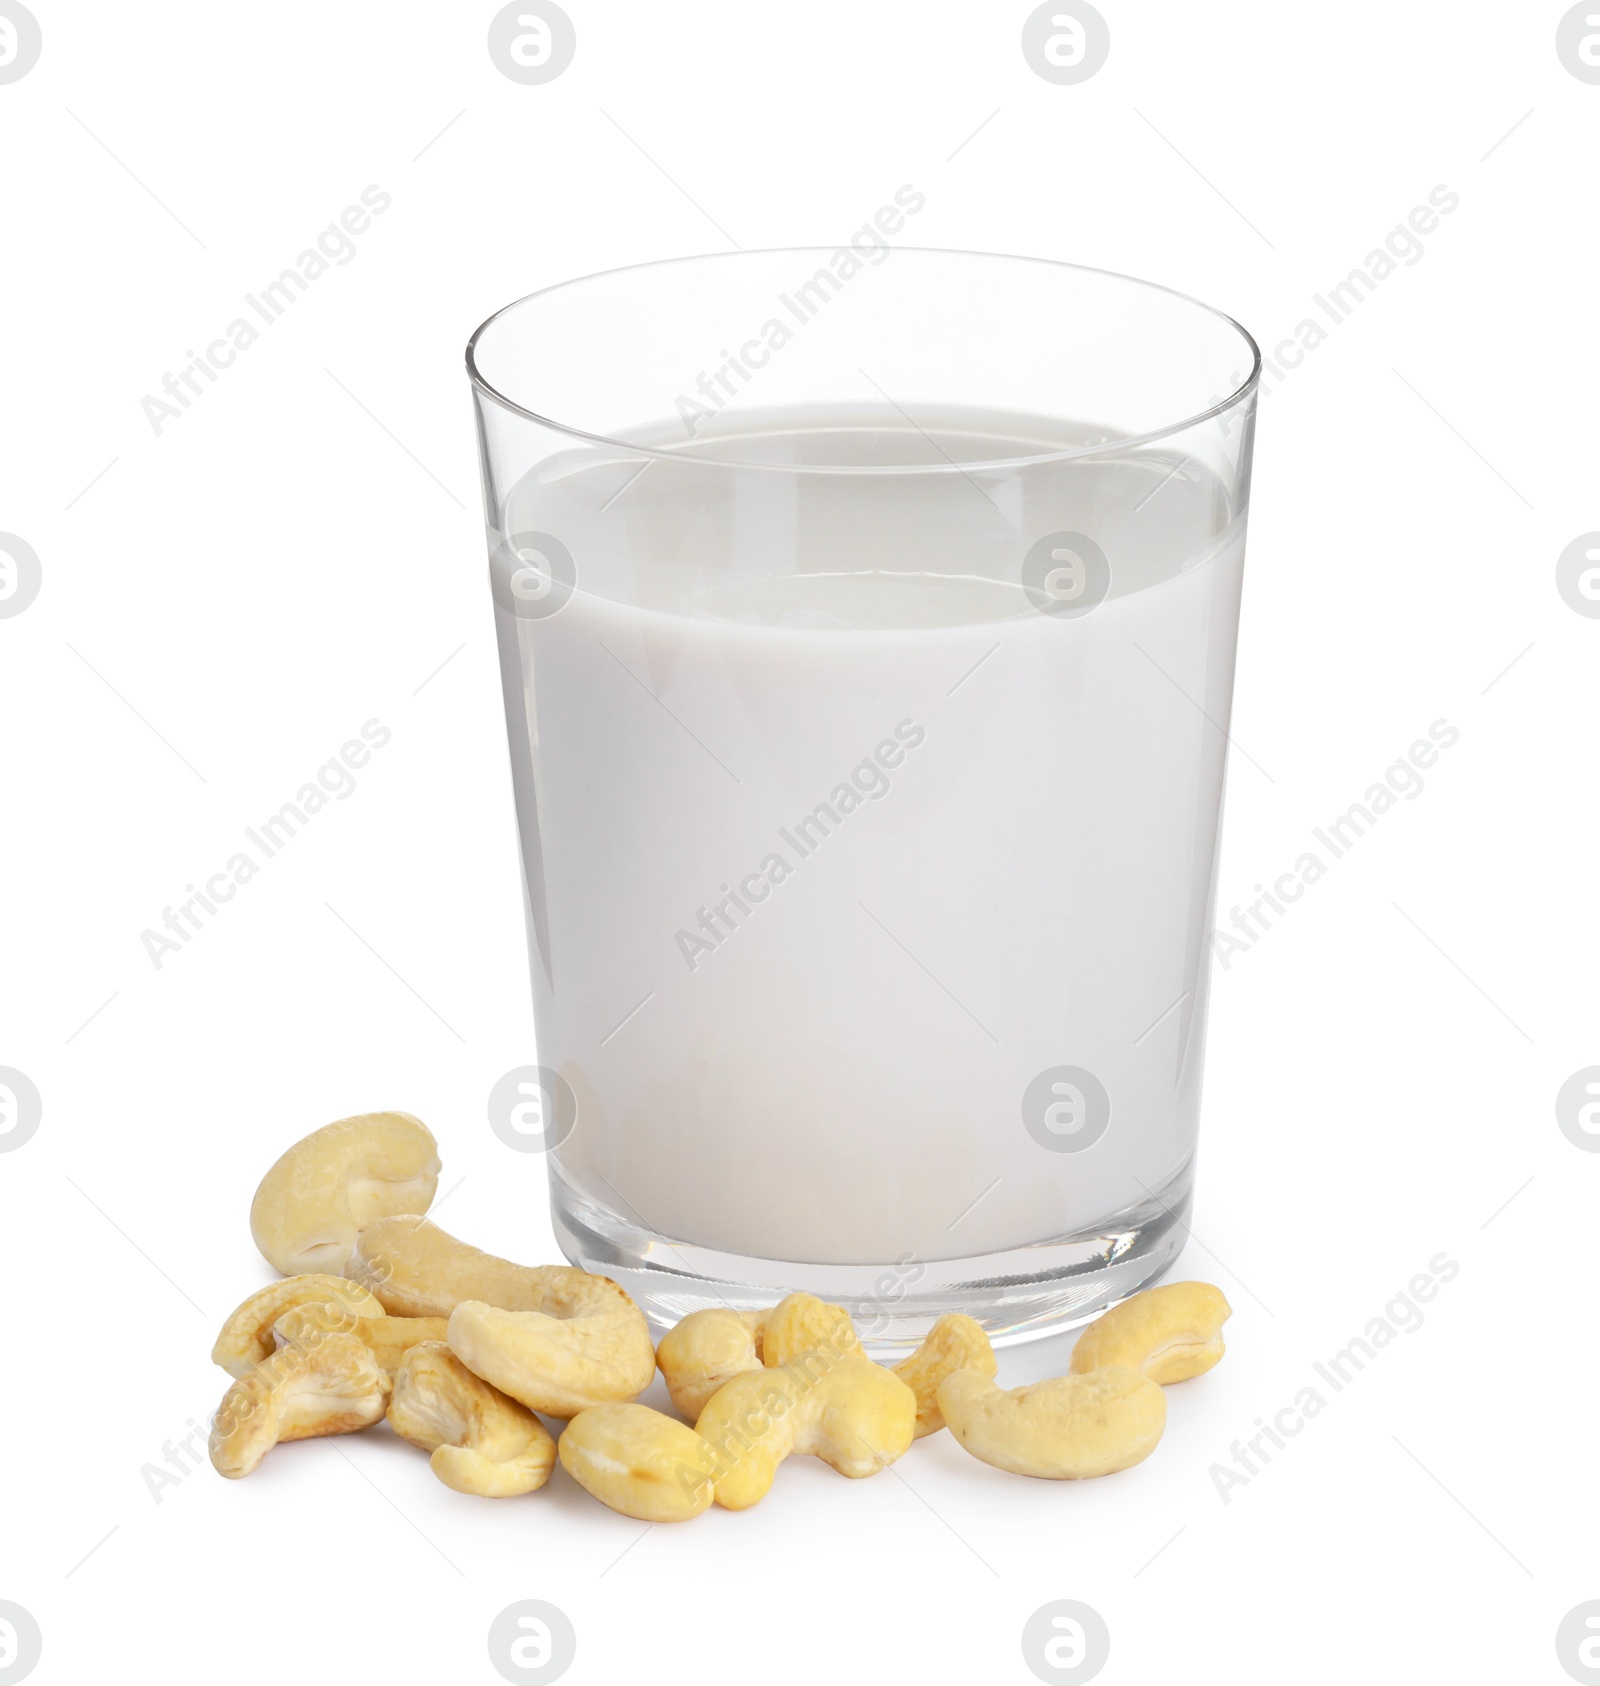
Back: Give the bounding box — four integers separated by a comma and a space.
695, 1350, 916, 1509
449, 1298, 657, 1419
936, 1366, 1165, 1480
346, 1216, 655, 1418
558, 1404, 717, 1522
347, 1214, 627, 1319
655, 1308, 768, 1422
657, 1296, 991, 1438
387, 1342, 556, 1498
209, 1331, 388, 1478
892, 1314, 997, 1438
1069, 1282, 1232, 1384
272, 1303, 450, 1380
655, 1292, 859, 1422
760, 1292, 862, 1369
250, 1112, 439, 1276
211, 1275, 385, 1377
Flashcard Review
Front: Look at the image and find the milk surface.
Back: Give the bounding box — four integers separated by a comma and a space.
493, 407, 1245, 1265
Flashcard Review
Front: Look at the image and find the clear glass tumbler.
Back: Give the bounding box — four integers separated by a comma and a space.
468, 248, 1259, 1348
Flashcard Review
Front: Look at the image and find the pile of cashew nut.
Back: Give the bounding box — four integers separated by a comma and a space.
209, 1112, 1233, 1517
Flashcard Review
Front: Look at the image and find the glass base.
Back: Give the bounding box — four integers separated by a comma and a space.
549, 1161, 1193, 1356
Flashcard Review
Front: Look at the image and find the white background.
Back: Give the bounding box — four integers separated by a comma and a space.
3, 2, 1597, 1682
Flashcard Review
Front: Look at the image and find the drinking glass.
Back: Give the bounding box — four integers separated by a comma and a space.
468, 248, 1259, 1347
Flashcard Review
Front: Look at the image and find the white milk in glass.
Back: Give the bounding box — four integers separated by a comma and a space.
493, 406, 1244, 1267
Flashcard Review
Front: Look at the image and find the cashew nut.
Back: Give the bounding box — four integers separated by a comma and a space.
892, 1314, 997, 1437
655, 1308, 768, 1422
448, 1298, 657, 1420
345, 1215, 655, 1417
557, 1404, 717, 1522
694, 1350, 917, 1509
656, 1297, 992, 1441
654, 1292, 860, 1422
348, 1214, 601, 1316
209, 1331, 388, 1478
936, 1366, 1165, 1480
250, 1112, 440, 1276
1069, 1281, 1232, 1384
760, 1292, 862, 1370
211, 1275, 385, 1377
387, 1341, 556, 1497
272, 1302, 449, 1380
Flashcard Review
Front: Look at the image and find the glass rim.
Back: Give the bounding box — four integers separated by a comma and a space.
465, 245, 1263, 475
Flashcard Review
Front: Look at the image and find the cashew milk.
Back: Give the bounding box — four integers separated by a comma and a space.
492, 407, 1246, 1267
